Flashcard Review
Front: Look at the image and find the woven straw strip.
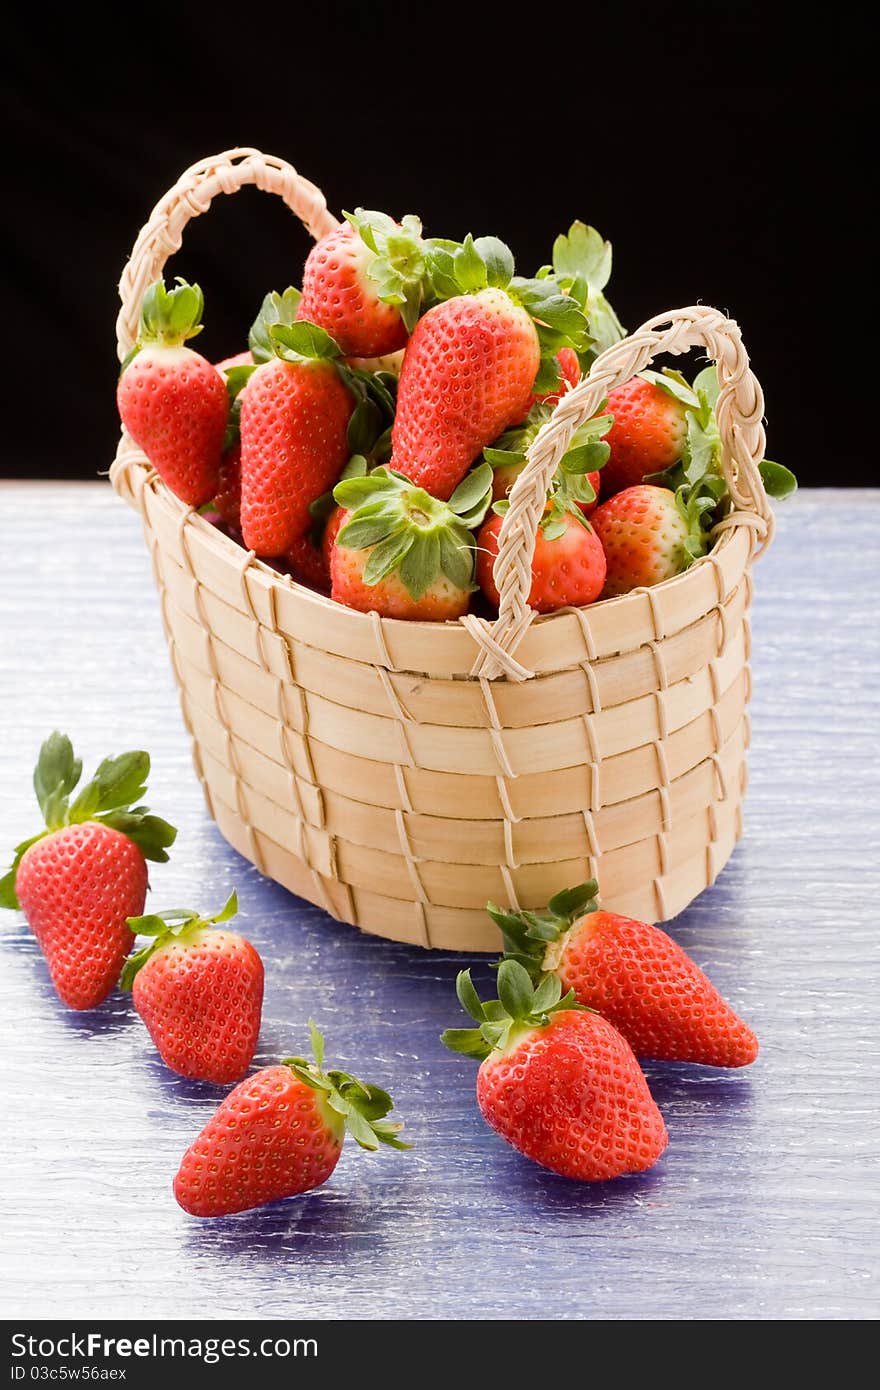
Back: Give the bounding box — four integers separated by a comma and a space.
193, 716, 747, 865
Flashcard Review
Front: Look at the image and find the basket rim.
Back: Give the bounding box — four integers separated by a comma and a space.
115, 451, 751, 667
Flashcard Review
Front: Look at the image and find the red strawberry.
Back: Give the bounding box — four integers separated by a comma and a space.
601, 375, 689, 496
477, 507, 606, 614
527, 345, 580, 411
390, 290, 540, 500
121, 891, 263, 1084
485, 399, 611, 517
591, 483, 710, 597
322, 504, 347, 572
283, 533, 331, 591
298, 211, 427, 358
442, 963, 667, 1181
330, 464, 492, 620
239, 323, 354, 555
388, 237, 589, 499
213, 442, 241, 530
0, 734, 176, 1009
490, 882, 759, 1067
117, 279, 228, 507
491, 462, 600, 513
174, 1022, 409, 1216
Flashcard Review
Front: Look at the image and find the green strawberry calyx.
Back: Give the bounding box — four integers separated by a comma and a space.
284, 1020, 411, 1152
0, 733, 177, 911
120, 277, 207, 374
487, 881, 601, 981
425, 234, 592, 395
645, 365, 797, 504
333, 464, 493, 600
486, 400, 613, 519
535, 219, 626, 369
120, 890, 239, 990
440, 960, 587, 1060
249, 287, 302, 363
345, 209, 428, 334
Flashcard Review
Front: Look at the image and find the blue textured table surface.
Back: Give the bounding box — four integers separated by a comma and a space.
1, 483, 878, 1321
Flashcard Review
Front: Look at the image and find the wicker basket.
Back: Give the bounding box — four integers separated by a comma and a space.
110, 148, 774, 953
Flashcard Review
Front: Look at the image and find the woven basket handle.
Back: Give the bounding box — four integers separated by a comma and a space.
466, 304, 773, 680
115, 147, 338, 361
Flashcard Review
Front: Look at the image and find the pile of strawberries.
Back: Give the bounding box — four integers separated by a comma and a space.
118, 213, 795, 622
4, 734, 759, 1212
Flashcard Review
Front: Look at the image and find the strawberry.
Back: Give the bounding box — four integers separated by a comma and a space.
601, 374, 690, 496
390, 236, 588, 499
0, 734, 176, 1009
212, 442, 241, 531
239, 322, 355, 555
174, 1021, 409, 1216
490, 882, 759, 1067
117, 278, 228, 507
590, 483, 716, 597
298, 211, 428, 358
322, 504, 347, 572
485, 400, 612, 514
527, 345, 580, 411
282, 533, 331, 591
330, 464, 492, 620
477, 506, 606, 614
442, 963, 667, 1181
121, 891, 263, 1084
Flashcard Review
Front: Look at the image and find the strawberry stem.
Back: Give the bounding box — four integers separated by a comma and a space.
283, 1021, 411, 1152
120, 891, 238, 990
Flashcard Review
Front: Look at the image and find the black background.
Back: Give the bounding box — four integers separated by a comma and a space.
1, 7, 868, 485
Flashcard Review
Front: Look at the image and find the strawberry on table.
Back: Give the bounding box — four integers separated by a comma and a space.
590, 482, 717, 597
174, 1021, 409, 1216
121, 891, 263, 1084
389, 236, 589, 499
0, 734, 176, 1010
117, 278, 228, 507
298, 210, 428, 358
330, 464, 493, 620
490, 882, 759, 1067
442, 962, 667, 1181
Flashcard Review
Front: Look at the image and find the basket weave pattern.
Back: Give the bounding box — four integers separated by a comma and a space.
110, 149, 773, 952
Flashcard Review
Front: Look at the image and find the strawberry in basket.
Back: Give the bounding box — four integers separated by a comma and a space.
490, 882, 759, 1067
0, 733, 176, 1009
298, 210, 429, 358
389, 236, 590, 499
484, 398, 614, 514
117, 278, 229, 507
330, 464, 493, 619
476, 423, 609, 614
238, 321, 357, 556
477, 502, 606, 614
591, 482, 718, 598
442, 962, 667, 1181
236, 285, 399, 558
